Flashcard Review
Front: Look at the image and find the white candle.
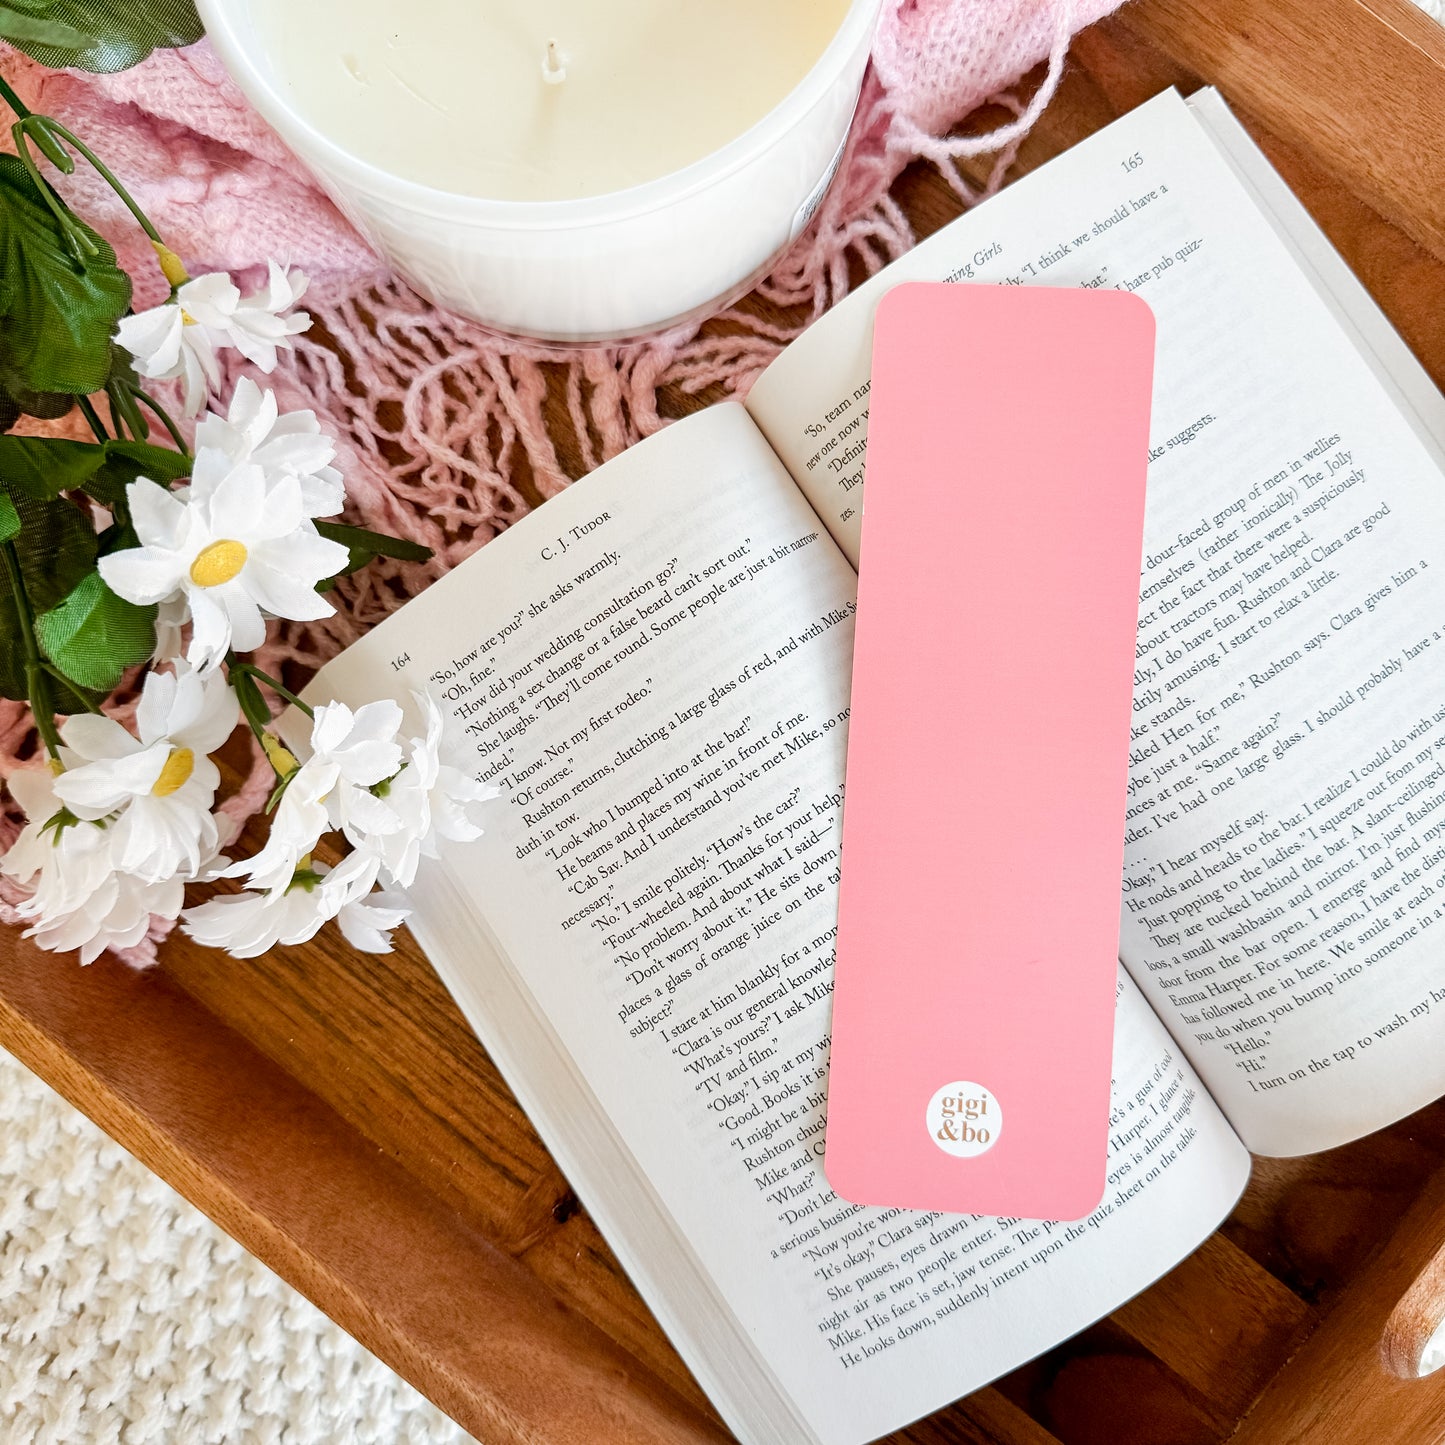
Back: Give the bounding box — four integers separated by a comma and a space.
198, 0, 882, 340
252, 0, 851, 202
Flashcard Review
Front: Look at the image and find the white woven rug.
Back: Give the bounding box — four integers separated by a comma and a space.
0, 1044, 476, 1445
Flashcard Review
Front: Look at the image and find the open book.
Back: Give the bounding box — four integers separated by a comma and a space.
297, 88, 1445, 1445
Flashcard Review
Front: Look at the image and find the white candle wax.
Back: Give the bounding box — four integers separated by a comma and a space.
252, 0, 851, 203
198, 0, 881, 341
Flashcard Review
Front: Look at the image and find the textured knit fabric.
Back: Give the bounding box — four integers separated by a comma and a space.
0, 1042, 473, 1445
0, 0, 1118, 962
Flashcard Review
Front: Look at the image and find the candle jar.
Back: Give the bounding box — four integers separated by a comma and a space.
196, 0, 882, 344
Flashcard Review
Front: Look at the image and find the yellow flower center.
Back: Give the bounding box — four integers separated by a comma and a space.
152, 747, 195, 797
189, 539, 248, 587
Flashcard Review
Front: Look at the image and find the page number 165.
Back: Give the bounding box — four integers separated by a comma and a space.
1121, 152, 1144, 172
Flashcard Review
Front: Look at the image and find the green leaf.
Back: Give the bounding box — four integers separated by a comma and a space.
0, 368, 74, 434
10, 491, 97, 612
0, 153, 132, 396
83, 439, 190, 505
36, 570, 155, 691
0, 0, 203, 72
0, 433, 108, 498
313, 520, 433, 590
0, 575, 27, 701
0, 534, 106, 711
0, 9, 91, 49
0, 434, 189, 503
0, 492, 18, 544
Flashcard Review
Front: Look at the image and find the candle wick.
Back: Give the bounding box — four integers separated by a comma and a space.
542, 39, 567, 85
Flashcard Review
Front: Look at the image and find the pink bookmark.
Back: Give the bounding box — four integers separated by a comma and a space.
826, 283, 1155, 1221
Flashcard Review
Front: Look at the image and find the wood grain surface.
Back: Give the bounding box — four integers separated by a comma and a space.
5, 1, 1445, 1441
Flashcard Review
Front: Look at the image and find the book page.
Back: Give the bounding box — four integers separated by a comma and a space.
307, 402, 1247, 1445
746, 88, 1445, 1157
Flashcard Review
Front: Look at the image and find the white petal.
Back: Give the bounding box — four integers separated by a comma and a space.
227, 375, 268, 431
224, 329, 278, 373
6, 766, 58, 821
225, 763, 331, 896
294, 470, 345, 519
321, 848, 381, 908
348, 699, 405, 746
183, 588, 233, 672
151, 597, 188, 664
57, 713, 143, 764
187, 440, 239, 501
116, 305, 184, 377
258, 260, 309, 312
55, 747, 168, 819
217, 583, 269, 653
134, 667, 178, 745
255, 522, 349, 577
184, 891, 289, 957
177, 272, 240, 326
337, 785, 402, 843
307, 702, 356, 757
203, 461, 267, 541
177, 669, 240, 756
178, 329, 221, 417
337, 888, 409, 953
243, 560, 335, 623
98, 547, 186, 607
127, 477, 189, 550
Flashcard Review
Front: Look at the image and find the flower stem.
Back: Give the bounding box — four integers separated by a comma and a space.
233, 662, 314, 717
11, 120, 97, 261
2, 541, 61, 761
229, 663, 272, 745
40, 662, 100, 714
76, 395, 110, 443
106, 380, 148, 443
133, 389, 190, 456
34, 119, 168, 247
0, 72, 32, 121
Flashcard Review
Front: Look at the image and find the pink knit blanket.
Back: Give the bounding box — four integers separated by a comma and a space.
0, 0, 1117, 962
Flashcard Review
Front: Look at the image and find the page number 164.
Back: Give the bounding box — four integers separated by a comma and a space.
1121, 152, 1144, 172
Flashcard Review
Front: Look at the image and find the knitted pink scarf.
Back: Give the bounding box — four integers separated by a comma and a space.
0, 0, 1117, 962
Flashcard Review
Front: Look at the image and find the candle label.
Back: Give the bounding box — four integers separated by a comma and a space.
790, 124, 852, 242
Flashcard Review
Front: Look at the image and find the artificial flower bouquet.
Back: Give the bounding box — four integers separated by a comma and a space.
0, 3, 493, 964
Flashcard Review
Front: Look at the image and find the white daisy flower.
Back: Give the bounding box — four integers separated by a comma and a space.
225, 700, 404, 896
358, 693, 497, 888
115, 292, 220, 418
114, 260, 311, 417
185, 849, 386, 958
96, 466, 349, 673
1, 766, 205, 965
192, 378, 344, 519
228, 260, 311, 371
25, 868, 187, 965
51, 665, 238, 883
1, 766, 116, 919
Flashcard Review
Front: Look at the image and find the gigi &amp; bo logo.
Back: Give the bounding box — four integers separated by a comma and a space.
925, 1081, 1002, 1158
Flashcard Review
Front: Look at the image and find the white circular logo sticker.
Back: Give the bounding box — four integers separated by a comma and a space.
927, 1081, 1001, 1158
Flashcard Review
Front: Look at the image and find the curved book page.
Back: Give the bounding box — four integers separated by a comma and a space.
305, 403, 1248, 1444
746, 89, 1445, 1158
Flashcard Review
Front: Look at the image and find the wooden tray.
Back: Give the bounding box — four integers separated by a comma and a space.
6, 1, 1445, 1440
